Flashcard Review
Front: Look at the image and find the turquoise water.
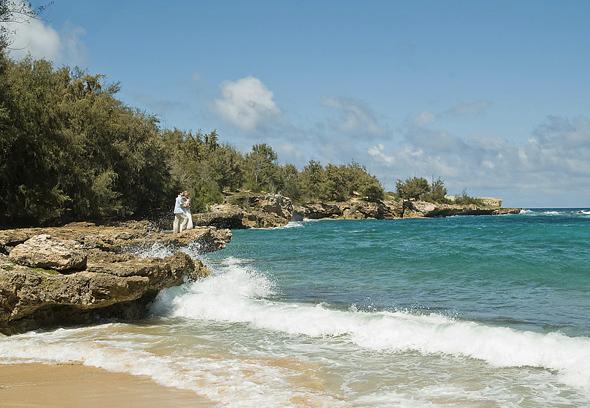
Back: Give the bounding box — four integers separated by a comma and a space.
209, 209, 590, 337
2, 209, 590, 406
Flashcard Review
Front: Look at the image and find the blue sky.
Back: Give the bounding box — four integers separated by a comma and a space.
7, 1, 590, 206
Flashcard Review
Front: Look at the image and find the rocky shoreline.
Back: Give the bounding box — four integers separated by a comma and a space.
0, 194, 519, 334
191, 192, 521, 229
0, 221, 231, 334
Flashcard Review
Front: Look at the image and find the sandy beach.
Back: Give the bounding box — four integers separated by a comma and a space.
0, 363, 212, 408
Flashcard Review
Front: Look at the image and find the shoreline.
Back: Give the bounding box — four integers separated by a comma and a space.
0, 363, 212, 408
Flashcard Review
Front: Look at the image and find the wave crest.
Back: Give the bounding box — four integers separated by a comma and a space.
152, 258, 590, 391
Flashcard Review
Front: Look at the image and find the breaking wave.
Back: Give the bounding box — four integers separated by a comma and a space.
151, 257, 590, 392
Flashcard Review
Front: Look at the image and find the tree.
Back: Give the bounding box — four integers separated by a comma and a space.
280, 164, 300, 201
298, 160, 325, 202
243, 143, 282, 193
422, 177, 447, 202
395, 177, 430, 200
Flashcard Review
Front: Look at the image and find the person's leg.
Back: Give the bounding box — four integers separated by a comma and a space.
180, 213, 189, 232
173, 214, 180, 233
186, 212, 193, 230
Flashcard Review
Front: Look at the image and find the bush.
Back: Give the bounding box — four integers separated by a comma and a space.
395, 177, 430, 200
454, 190, 484, 205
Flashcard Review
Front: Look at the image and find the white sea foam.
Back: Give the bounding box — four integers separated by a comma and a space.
132, 242, 176, 258
543, 211, 561, 215
0, 326, 344, 407
2, 257, 590, 404
256, 221, 304, 230
151, 259, 590, 392
578, 210, 590, 215
519, 209, 533, 214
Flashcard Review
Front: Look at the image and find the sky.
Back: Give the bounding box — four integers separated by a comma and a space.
5, 0, 590, 207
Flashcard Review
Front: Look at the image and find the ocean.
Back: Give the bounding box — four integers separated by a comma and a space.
1, 209, 590, 407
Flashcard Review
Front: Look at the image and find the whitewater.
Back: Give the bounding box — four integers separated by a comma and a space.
2, 209, 590, 407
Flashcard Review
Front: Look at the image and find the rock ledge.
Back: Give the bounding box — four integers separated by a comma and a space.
0, 222, 231, 334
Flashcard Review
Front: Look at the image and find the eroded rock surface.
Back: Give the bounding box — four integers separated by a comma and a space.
8, 234, 87, 272
0, 222, 230, 334
402, 200, 521, 218
195, 193, 294, 229
294, 199, 404, 220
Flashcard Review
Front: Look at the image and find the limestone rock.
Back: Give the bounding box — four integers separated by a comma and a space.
195, 192, 294, 229
294, 203, 343, 219
0, 248, 209, 334
339, 199, 381, 219
0, 221, 228, 334
8, 234, 87, 272
0, 223, 231, 254
402, 200, 521, 218
294, 199, 403, 220
254, 194, 293, 220
193, 204, 245, 229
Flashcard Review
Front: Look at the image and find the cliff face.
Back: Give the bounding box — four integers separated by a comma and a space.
189, 193, 520, 228
293, 198, 519, 220
402, 200, 520, 218
0, 222, 231, 334
294, 198, 404, 220
193, 193, 294, 229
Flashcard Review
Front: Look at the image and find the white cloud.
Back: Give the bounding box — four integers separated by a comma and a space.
323, 97, 384, 135
1, 2, 85, 64
3, 18, 60, 61
214, 76, 280, 131
367, 115, 590, 204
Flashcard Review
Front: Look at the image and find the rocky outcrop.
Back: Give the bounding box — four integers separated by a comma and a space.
0, 221, 231, 255
402, 200, 521, 218
0, 222, 231, 334
8, 234, 87, 272
194, 193, 294, 229
293, 198, 518, 220
192, 204, 245, 229
294, 199, 404, 220
294, 203, 343, 219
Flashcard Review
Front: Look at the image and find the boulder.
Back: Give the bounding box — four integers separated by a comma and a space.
8, 234, 87, 272
0, 251, 207, 334
381, 199, 404, 219
192, 204, 245, 229
0, 221, 230, 334
339, 199, 381, 219
194, 192, 294, 229
294, 203, 342, 219
254, 194, 293, 220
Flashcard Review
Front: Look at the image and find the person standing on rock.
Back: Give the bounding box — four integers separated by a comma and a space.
182, 191, 194, 230
173, 192, 189, 233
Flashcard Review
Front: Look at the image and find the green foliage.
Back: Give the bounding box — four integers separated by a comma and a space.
421, 177, 448, 203
0, 56, 173, 225
298, 160, 325, 202
0, 53, 387, 225
395, 177, 431, 200
280, 164, 301, 202
454, 190, 484, 205
295, 161, 383, 203
395, 176, 449, 202
243, 144, 282, 193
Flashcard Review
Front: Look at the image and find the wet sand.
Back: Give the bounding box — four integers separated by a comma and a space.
0, 363, 213, 408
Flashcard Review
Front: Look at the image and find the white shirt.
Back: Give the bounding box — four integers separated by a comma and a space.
174, 195, 184, 214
